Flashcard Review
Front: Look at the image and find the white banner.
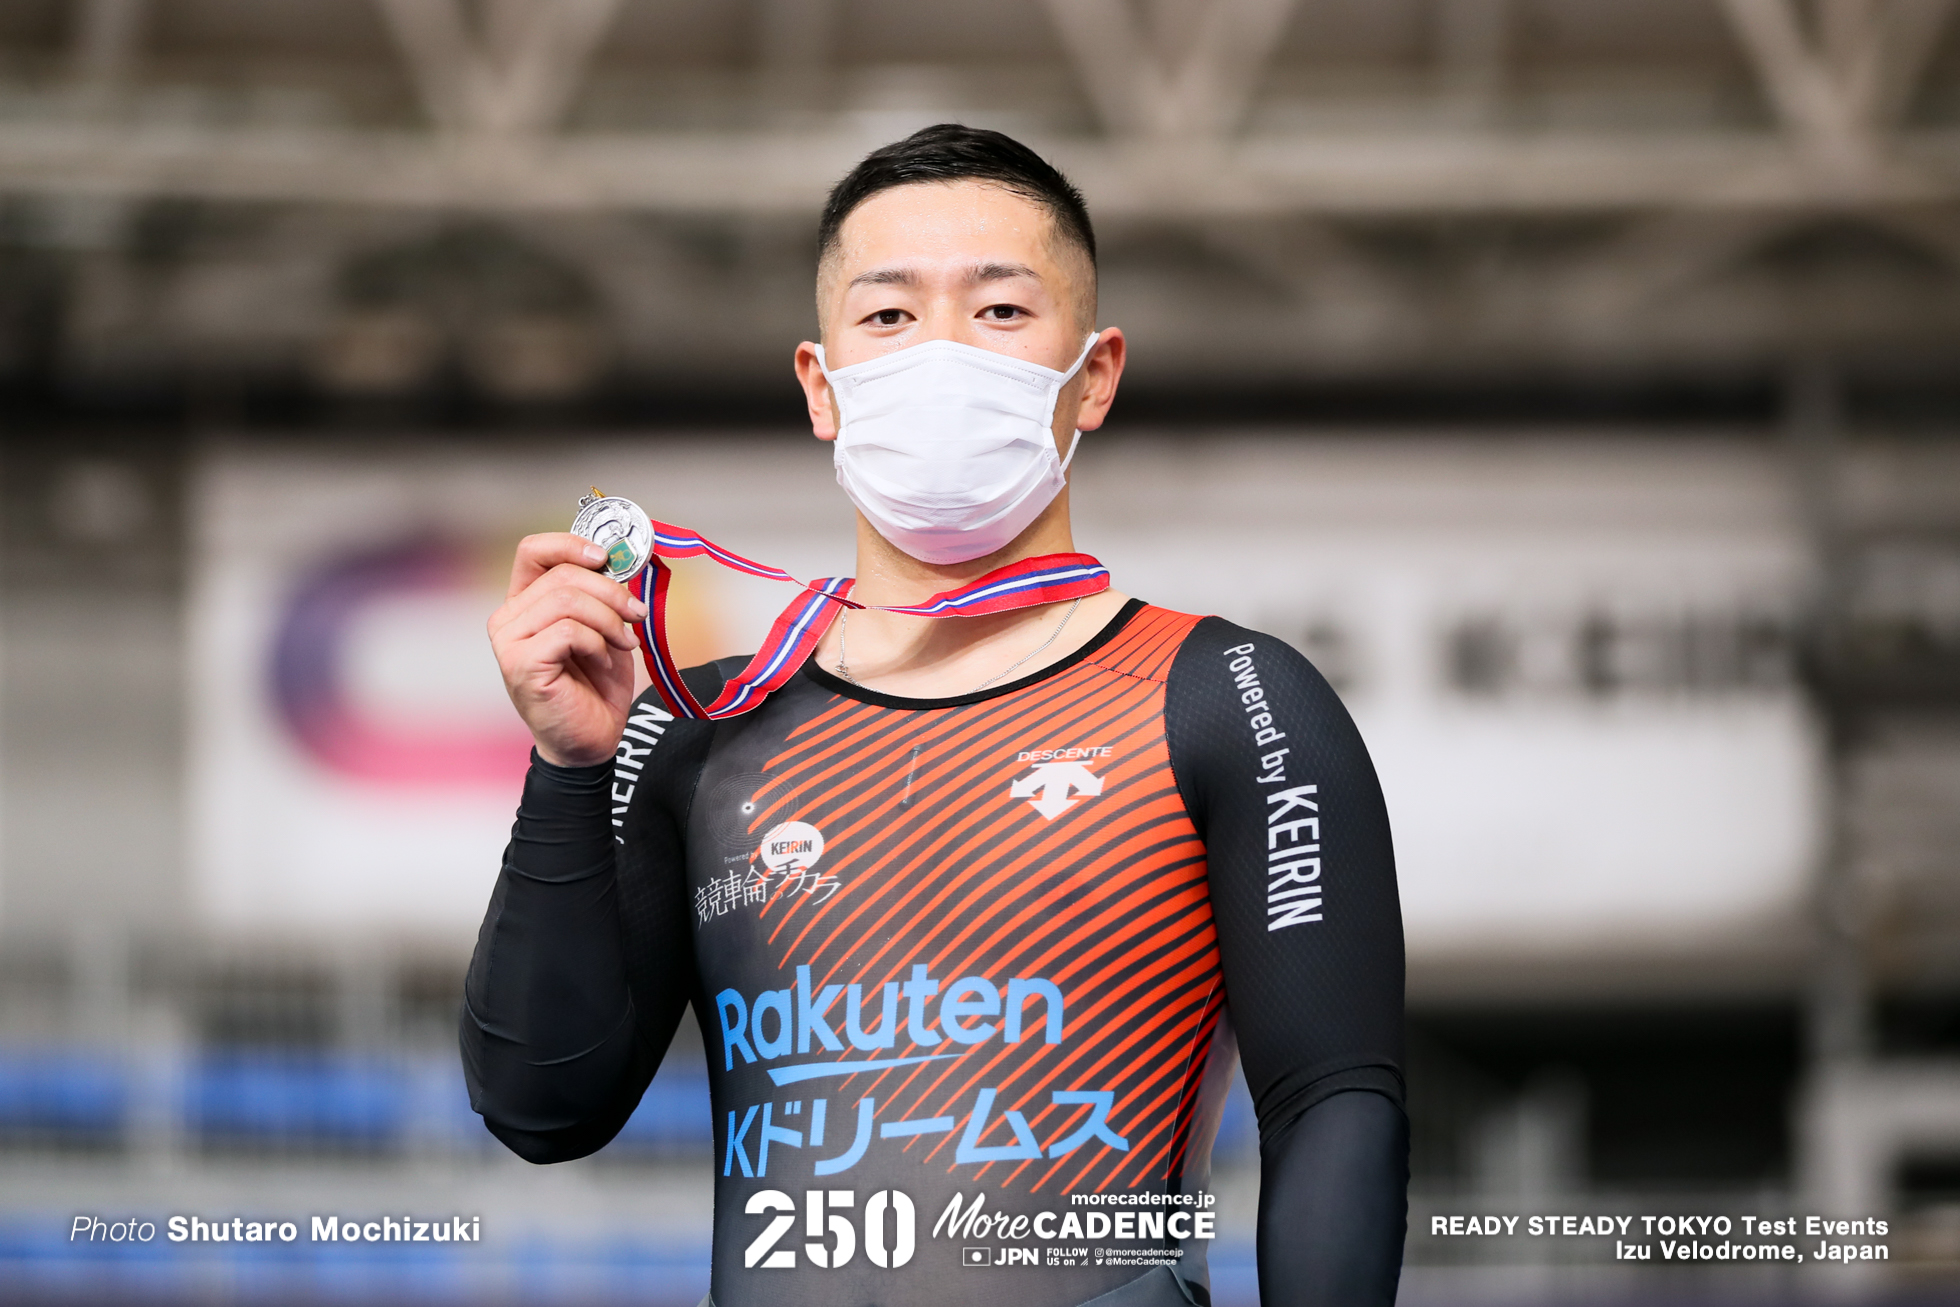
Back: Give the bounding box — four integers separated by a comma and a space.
189, 433, 1819, 958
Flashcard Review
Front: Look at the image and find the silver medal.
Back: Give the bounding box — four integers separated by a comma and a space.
571, 488, 655, 583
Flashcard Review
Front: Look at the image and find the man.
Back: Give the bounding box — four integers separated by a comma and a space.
469, 124, 1406, 1307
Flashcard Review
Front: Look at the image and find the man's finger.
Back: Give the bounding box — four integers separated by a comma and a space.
513, 619, 619, 686
490, 562, 647, 643
496, 587, 641, 654
508, 532, 610, 599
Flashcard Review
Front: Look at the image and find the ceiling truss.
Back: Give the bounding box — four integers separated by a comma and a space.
0, 0, 1947, 218
1719, 0, 1957, 176
6, 0, 1960, 390
372, 0, 626, 137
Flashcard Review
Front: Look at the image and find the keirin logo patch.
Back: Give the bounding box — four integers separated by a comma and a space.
696, 820, 840, 923
759, 820, 824, 873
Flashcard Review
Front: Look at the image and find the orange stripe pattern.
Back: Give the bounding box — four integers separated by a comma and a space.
729, 606, 1220, 1196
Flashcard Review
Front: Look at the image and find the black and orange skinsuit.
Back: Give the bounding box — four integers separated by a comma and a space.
463, 601, 1407, 1307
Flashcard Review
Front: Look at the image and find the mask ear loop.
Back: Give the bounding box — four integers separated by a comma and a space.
1055, 331, 1100, 475
1061, 331, 1100, 382
811, 344, 848, 446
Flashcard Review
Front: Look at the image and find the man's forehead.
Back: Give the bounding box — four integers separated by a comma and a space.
816, 178, 1095, 330
828, 181, 1061, 272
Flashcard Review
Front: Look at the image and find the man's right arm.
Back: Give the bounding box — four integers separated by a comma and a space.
467, 532, 708, 1163
459, 689, 714, 1163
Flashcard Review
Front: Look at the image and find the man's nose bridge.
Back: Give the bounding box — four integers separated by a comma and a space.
916, 296, 979, 347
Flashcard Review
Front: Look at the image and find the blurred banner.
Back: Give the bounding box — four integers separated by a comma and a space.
1070, 435, 1821, 966
188, 431, 1821, 964
186, 436, 856, 938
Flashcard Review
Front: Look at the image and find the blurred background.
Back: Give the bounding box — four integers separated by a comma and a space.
1, 1, 1959, 1304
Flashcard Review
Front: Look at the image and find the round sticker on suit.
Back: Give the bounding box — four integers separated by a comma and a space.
757, 821, 825, 874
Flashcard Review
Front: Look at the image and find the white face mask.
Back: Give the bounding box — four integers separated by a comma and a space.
816, 333, 1099, 565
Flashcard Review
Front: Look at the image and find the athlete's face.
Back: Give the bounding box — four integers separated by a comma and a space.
794, 180, 1125, 457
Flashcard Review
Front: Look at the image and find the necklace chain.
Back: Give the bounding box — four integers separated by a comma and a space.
835, 597, 1083, 694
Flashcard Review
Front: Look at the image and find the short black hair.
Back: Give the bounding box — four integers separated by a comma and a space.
817, 123, 1097, 268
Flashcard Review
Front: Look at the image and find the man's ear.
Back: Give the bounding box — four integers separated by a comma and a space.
1070, 328, 1127, 433
794, 341, 839, 441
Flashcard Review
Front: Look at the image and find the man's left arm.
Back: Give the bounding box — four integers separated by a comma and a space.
1165, 616, 1408, 1306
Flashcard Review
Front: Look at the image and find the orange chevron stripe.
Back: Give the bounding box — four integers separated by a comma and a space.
1018, 997, 1217, 1193
695, 604, 1234, 1197
781, 710, 1172, 972
763, 676, 1161, 949
908, 912, 1213, 1148
911, 817, 1202, 990
930, 968, 1216, 1177
1086, 607, 1200, 681
912, 913, 1219, 1168
755, 840, 1214, 1115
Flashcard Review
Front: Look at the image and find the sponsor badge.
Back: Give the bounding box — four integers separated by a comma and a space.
758, 821, 825, 874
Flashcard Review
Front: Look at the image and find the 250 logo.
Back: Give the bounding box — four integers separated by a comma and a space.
744, 1189, 916, 1270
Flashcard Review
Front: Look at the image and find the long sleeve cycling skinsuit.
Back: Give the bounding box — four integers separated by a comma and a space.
462, 600, 1408, 1307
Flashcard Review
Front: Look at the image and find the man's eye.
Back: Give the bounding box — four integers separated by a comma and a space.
984, 305, 1021, 320
873, 309, 904, 326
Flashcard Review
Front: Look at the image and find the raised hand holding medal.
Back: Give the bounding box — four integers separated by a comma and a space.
486, 497, 648, 769
494, 477, 1111, 767
563, 489, 1112, 722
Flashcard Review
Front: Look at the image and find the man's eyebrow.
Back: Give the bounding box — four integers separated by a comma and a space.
847, 266, 917, 289
844, 262, 1043, 290
967, 261, 1041, 286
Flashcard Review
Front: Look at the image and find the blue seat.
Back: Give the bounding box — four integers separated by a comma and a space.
186, 1052, 406, 1147
0, 1048, 127, 1137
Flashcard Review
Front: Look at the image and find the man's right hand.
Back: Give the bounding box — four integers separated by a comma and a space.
489, 533, 647, 767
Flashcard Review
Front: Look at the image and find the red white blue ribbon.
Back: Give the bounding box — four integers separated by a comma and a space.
626, 519, 1109, 720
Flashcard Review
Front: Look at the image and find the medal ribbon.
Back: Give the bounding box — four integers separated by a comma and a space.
625, 519, 1110, 719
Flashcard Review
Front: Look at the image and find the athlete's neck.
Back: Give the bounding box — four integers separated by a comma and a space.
845, 485, 1080, 608
816, 490, 1131, 698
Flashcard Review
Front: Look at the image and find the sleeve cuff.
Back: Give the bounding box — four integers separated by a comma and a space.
528, 748, 614, 793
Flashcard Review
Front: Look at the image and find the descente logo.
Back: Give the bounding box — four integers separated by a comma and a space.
1016, 746, 1112, 763
1009, 746, 1111, 821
